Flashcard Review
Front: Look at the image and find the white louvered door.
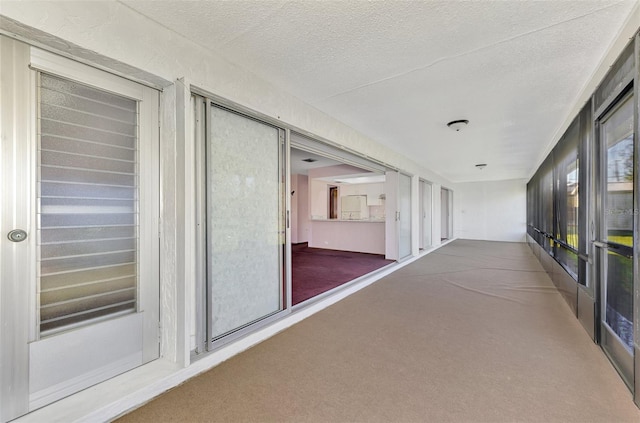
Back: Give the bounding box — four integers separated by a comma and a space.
29, 51, 160, 410
0, 39, 160, 419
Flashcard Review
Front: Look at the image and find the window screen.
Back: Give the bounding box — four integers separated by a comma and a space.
577, 100, 592, 286
38, 73, 138, 334
539, 158, 555, 254
553, 117, 580, 278
527, 172, 542, 244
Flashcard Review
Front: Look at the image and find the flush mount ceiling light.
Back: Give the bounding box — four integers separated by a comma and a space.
475, 163, 487, 170
447, 119, 469, 131
302, 158, 317, 163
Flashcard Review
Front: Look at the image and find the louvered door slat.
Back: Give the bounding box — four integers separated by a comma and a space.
38, 73, 139, 335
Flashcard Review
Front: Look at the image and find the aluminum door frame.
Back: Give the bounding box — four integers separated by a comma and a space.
594, 88, 636, 391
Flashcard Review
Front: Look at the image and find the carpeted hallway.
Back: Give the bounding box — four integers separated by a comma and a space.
117, 240, 640, 422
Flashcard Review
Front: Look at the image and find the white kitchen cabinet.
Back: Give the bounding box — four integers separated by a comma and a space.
341, 195, 368, 219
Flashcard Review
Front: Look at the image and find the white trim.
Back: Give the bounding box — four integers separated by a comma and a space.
138, 84, 161, 363
192, 93, 207, 356
290, 131, 388, 174
175, 80, 195, 366
14, 239, 456, 423
29, 313, 144, 409
29, 353, 142, 411
419, 179, 434, 250
440, 186, 454, 240
411, 174, 420, 256
0, 36, 33, 422
0, 16, 170, 91
28, 57, 39, 344
384, 171, 399, 260
285, 129, 293, 310
30, 48, 146, 101
398, 172, 413, 260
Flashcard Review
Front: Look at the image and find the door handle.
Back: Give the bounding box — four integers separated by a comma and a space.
592, 241, 608, 249
7, 229, 27, 242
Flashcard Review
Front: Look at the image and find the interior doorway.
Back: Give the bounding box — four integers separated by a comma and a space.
328, 186, 339, 219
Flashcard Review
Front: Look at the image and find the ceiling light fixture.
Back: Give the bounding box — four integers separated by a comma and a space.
302, 158, 317, 163
447, 119, 469, 131
475, 163, 487, 170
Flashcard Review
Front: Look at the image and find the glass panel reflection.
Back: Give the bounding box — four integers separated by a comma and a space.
602, 93, 634, 351
566, 159, 578, 249
556, 246, 578, 279
604, 96, 634, 248
606, 251, 634, 350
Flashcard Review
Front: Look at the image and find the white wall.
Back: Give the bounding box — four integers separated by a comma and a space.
309, 221, 385, 254
454, 179, 527, 242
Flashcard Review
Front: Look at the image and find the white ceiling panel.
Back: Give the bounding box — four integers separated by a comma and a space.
122, 0, 638, 182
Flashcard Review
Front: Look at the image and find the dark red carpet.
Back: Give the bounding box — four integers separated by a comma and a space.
292, 243, 394, 305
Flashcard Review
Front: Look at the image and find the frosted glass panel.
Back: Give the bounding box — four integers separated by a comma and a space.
38, 73, 138, 334
399, 173, 412, 258
208, 105, 283, 339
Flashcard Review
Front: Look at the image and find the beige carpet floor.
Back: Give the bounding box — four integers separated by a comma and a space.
117, 240, 640, 422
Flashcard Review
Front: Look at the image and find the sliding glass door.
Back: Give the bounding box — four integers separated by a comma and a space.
420, 180, 433, 249
203, 102, 286, 345
398, 173, 412, 259
595, 91, 635, 388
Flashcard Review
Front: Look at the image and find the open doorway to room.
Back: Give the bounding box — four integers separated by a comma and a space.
290, 145, 393, 305
328, 186, 339, 219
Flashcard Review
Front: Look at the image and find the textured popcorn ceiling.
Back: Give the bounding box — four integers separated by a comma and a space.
121, 0, 638, 182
